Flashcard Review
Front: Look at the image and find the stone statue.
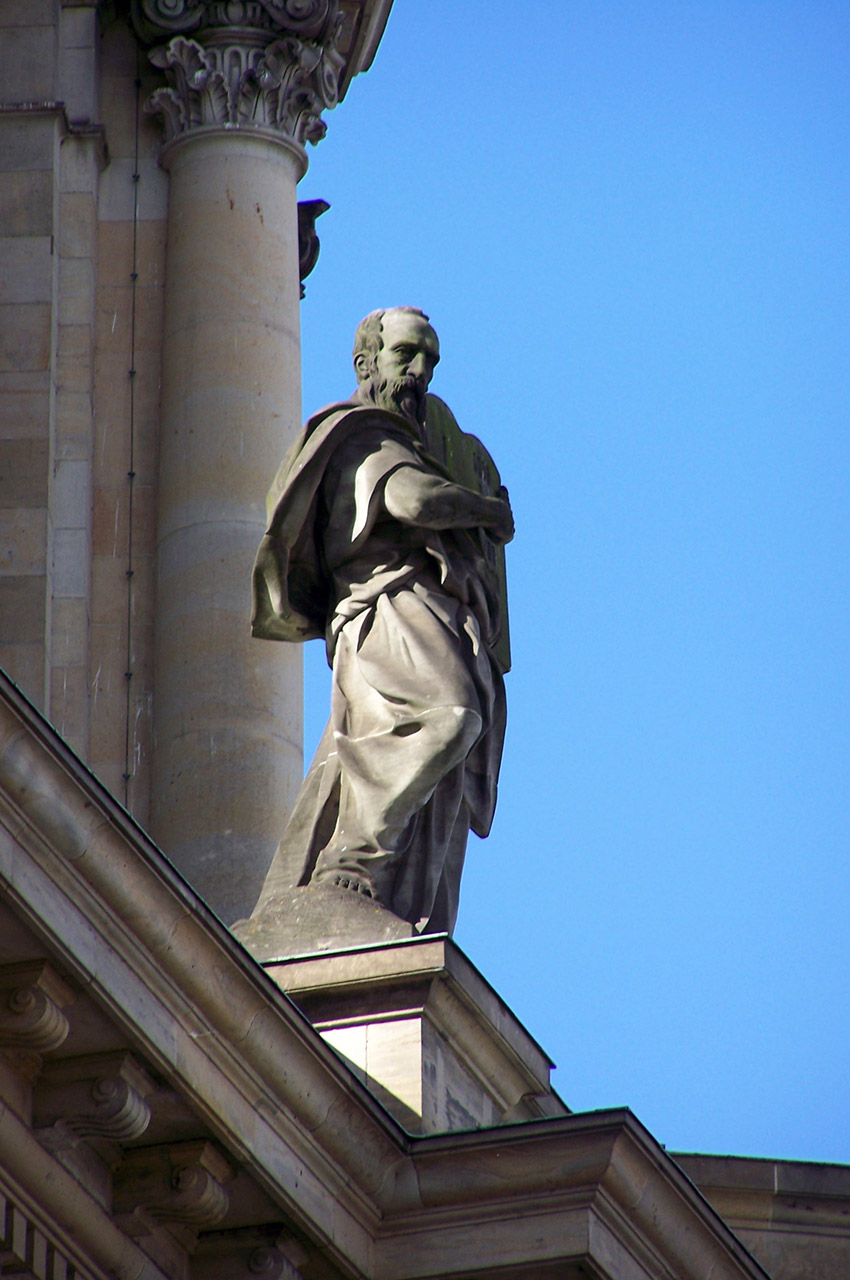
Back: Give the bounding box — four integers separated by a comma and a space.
236, 307, 513, 955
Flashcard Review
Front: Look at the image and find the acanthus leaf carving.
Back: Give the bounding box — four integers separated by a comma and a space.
148, 37, 231, 142
238, 37, 327, 143
136, 4, 344, 151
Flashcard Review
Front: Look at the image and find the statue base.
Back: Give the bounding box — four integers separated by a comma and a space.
262, 935, 569, 1134
231, 882, 414, 960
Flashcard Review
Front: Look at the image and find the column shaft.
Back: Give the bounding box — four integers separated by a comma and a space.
152, 130, 303, 922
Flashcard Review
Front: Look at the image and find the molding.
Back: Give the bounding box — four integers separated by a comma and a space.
0, 1100, 168, 1280
0, 671, 776, 1280
271, 937, 569, 1131
0, 102, 109, 168
130, 1, 339, 45
336, 0, 393, 93
674, 1152, 850, 1235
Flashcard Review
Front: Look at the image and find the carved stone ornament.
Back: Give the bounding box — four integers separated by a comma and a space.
130, 1, 345, 150
194, 1236, 308, 1280
297, 197, 329, 297
0, 961, 73, 1054
35, 1052, 154, 1145
249, 1240, 307, 1280
114, 1140, 233, 1229
130, 0, 339, 44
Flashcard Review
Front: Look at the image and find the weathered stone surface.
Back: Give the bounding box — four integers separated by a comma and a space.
233, 885, 413, 960
0, 172, 53, 236
0, 304, 51, 372
245, 309, 512, 948
674, 1154, 850, 1280
58, 192, 97, 260
0, 577, 45, 644
98, 157, 168, 222
0, 237, 53, 307
0, 509, 46, 576
48, 664, 89, 755
0, 1, 56, 27
52, 458, 91, 531
0, 643, 43, 704
266, 936, 568, 1135
0, 23, 56, 102
50, 598, 87, 667
148, 128, 304, 921
0, 669, 831, 1280
52, 528, 89, 598
58, 257, 96, 327
0, 115, 57, 174
0, 379, 49, 439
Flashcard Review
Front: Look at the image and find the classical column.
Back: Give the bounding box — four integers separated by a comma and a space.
131, 1, 375, 921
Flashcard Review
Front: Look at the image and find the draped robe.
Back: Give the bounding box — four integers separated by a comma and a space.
250, 402, 507, 934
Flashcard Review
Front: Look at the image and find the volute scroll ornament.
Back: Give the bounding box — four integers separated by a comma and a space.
0, 961, 74, 1054
114, 1140, 233, 1230
193, 1235, 308, 1280
131, 0, 338, 43
131, 0, 345, 151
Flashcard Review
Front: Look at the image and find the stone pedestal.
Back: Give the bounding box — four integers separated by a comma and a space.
265, 936, 569, 1134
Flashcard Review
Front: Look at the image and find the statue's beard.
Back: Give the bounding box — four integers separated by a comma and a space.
365, 374, 426, 427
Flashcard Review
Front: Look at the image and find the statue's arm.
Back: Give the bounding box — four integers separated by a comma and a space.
383, 465, 514, 545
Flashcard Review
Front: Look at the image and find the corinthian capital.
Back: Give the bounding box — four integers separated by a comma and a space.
131, 1, 346, 151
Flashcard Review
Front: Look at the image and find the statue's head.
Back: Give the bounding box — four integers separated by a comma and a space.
352, 306, 440, 427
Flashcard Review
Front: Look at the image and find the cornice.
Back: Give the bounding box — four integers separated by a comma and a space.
0, 672, 402, 1272
0, 1099, 168, 1280
0, 671, 775, 1280
0, 102, 109, 167
385, 1115, 772, 1280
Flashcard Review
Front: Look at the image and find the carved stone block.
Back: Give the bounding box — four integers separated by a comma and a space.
0, 962, 74, 1060
194, 1231, 309, 1280
31, 1051, 156, 1207
34, 1051, 155, 1144
114, 1140, 233, 1237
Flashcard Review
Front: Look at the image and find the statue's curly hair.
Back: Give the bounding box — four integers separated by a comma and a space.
352, 307, 431, 379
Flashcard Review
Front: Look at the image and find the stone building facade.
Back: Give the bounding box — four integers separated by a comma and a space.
0, 6, 847, 1279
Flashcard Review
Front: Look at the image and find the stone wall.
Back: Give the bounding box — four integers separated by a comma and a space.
0, 4, 165, 826
90, 15, 166, 821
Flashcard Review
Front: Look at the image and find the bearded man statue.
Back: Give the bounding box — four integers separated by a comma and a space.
237, 307, 513, 955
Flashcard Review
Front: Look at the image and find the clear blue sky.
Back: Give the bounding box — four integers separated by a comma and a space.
297, 1, 849, 1163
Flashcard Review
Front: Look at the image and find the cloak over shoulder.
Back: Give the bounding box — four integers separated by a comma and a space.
251, 402, 426, 644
